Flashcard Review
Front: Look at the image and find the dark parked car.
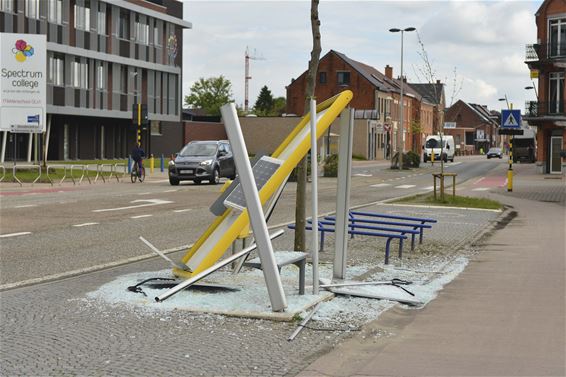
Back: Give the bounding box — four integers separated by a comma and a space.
168, 140, 236, 185
486, 147, 503, 159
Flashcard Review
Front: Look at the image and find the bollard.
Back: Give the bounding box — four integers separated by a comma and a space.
150, 154, 154, 174
128, 156, 132, 173
160, 154, 164, 172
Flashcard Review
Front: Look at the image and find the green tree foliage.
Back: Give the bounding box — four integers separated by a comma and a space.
184, 76, 233, 116
272, 97, 286, 116
253, 86, 275, 115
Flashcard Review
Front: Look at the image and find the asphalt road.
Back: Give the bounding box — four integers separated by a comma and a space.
0, 155, 503, 288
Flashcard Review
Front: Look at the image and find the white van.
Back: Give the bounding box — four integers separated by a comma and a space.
423, 135, 455, 163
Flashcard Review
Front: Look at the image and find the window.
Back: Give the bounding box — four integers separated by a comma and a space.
549, 18, 566, 57
97, 64, 105, 90
25, 0, 40, 19
120, 65, 128, 94
97, 3, 106, 35
135, 14, 149, 45
0, 0, 15, 13
74, 1, 91, 31
48, 0, 62, 24
48, 54, 65, 87
549, 72, 565, 114
337, 71, 350, 86
153, 20, 161, 46
319, 72, 327, 84
71, 59, 88, 89
119, 10, 130, 39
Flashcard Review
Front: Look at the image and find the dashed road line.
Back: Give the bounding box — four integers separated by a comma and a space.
472, 187, 490, 191
163, 189, 178, 193
14, 204, 38, 208
370, 183, 390, 188
131, 214, 153, 219
173, 209, 192, 213
0, 232, 32, 238
72, 222, 99, 227
353, 173, 372, 177
422, 186, 435, 190
395, 184, 416, 189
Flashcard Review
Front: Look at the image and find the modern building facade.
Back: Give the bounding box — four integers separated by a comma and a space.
0, 0, 190, 161
524, 0, 566, 174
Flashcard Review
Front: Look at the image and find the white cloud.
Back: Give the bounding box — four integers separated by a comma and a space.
181, 0, 543, 111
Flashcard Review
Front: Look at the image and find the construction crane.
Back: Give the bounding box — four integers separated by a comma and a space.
244, 46, 265, 112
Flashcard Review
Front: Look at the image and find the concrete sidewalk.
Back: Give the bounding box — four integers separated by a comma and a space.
298, 168, 565, 376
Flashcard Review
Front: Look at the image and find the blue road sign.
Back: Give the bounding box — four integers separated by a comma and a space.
501, 109, 521, 128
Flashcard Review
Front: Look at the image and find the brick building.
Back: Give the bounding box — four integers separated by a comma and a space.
524, 0, 566, 174
0, 0, 190, 161
444, 100, 499, 154
285, 50, 444, 160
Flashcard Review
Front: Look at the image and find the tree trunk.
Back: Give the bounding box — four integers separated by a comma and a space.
294, 0, 321, 252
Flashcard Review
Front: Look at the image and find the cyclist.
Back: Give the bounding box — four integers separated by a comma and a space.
131, 143, 145, 176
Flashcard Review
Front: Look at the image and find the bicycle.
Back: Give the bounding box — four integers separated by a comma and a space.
131, 161, 146, 183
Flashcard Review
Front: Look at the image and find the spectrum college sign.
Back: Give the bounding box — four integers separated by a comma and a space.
0, 32, 46, 133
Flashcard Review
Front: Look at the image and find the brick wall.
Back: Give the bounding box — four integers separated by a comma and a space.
286, 52, 376, 115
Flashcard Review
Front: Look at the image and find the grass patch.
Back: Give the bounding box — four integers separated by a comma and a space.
392, 193, 502, 210
2, 158, 170, 183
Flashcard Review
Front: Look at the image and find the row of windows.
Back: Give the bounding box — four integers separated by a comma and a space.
318, 71, 351, 86
1, 0, 165, 48
47, 54, 178, 115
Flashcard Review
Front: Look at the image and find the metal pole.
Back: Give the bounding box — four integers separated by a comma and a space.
310, 98, 319, 295
507, 102, 513, 192
1, 131, 7, 164
399, 30, 405, 171
43, 115, 51, 166
221, 103, 287, 312
26, 132, 32, 162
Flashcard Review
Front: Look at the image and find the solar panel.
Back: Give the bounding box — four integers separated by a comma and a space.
224, 156, 283, 211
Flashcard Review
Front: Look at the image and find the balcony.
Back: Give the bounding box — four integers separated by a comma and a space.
525, 101, 566, 118
525, 43, 566, 62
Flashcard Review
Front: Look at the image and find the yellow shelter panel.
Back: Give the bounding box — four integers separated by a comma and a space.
174, 90, 353, 279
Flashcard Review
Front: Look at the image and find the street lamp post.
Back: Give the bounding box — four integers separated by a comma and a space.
389, 27, 416, 170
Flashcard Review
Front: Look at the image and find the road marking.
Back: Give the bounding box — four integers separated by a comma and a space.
0, 232, 32, 238
148, 179, 170, 184
131, 214, 153, 219
395, 184, 416, 189
473, 177, 485, 184
173, 209, 192, 213
370, 183, 390, 188
472, 187, 490, 191
446, 162, 462, 167
73, 222, 99, 227
163, 189, 178, 193
138, 192, 152, 195
354, 173, 372, 177
14, 204, 37, 208
93, 199, 173, 212
422, 186, 435, 190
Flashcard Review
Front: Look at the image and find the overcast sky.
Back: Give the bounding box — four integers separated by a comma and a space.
181, 0, 542, 113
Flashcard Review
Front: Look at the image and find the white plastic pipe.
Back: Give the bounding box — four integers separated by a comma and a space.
310, 98, 319, 295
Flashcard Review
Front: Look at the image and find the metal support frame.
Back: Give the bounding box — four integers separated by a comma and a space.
13, 164, 41, 186
46, 164, 68, 186
112, 163, 127, 182
70, 165, 91, 185
333, 108, 354, 279
155, 230, 284, 302
221, 103, 287, 312
0, 164, 5, 182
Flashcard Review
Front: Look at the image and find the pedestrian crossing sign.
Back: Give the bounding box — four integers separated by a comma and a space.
501, 109, 521, 129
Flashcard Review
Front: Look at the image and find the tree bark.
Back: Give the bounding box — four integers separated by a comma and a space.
294, 0, 321, 252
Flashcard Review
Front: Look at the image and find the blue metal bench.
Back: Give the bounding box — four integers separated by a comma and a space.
349, 210, 437, 244
288, 222, 408, 265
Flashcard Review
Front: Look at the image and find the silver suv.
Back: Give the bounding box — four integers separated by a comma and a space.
168, 140, 236, 185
